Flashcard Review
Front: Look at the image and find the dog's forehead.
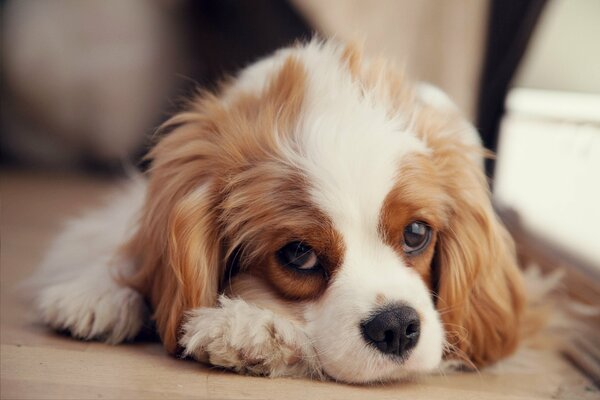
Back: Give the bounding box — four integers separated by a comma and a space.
279, 43, 429, 235
225, 41, 431, 242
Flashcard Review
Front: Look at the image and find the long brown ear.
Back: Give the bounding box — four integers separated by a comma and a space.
419, 109, 526, 367
435, 192, 525, 366
121, 56, 307, 354
124, 109, 224, 354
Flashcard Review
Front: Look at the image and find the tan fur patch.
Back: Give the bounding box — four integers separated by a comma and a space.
375, 293, 387, 306
379, 152, 452, 290
343, 50, 416, 117
219, 163, 345, 301
340, 42, 364, 79
224, 274, 306, 324
410, 104, 525, 367
122, 56, 345, 353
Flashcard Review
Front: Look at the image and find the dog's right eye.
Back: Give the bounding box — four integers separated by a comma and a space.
276, 242, 321, 272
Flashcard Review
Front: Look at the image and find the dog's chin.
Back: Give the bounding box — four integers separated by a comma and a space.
319, 349, 442, 384
314, 334, 443, 384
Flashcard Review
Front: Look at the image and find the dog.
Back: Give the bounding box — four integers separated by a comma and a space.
33, 40, 525, 383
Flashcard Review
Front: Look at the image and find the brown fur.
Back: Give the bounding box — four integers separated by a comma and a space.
340, 41, 364, 79
379, 154, 451, 289
340, 42, 415, 117
412, 107, 525, 367
122, 56, 326, 353
218, 158, 345, 301
225, 274, 307, 324
378, 138, 525, 367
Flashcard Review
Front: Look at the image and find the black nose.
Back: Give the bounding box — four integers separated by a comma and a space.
361, 306, 421, 357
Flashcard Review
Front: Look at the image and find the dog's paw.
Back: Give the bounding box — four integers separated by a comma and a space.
179, 296, 321, 379
36, 275, 147, 343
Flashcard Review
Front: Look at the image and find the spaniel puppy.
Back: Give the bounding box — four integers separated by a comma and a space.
34, 40, 525, 383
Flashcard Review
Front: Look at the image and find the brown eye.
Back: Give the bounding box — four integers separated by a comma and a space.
403, 222, 432, 255
277, 242, 321, 272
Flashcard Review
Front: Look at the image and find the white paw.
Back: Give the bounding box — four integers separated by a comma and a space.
36, 275, 147, 343
179, 296, 321, 379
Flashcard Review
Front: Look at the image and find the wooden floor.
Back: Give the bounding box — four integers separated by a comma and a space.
1, 169, 597, 399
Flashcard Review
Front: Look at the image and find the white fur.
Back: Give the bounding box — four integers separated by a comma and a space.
32, 179, 147, 343
180, 296, 321, 379
416, 82, 458, 112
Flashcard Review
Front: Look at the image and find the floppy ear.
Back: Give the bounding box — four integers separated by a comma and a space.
124, 111, 224, 354
122, 57, 307, 353
412, 103, 525, 367
435, 190, 525, 366
428, 127, 525, 367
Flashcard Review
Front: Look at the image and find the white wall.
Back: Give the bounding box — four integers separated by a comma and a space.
514, 0, 600, 93
495, 0, 600, 268
495, 90, 600, 267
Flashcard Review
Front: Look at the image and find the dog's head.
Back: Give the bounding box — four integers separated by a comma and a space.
127, 41, 525, 383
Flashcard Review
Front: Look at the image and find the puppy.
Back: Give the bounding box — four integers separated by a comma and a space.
34, 40, 525, 383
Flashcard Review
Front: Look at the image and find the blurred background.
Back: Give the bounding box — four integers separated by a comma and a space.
1, 0, 599, 387
2, 1, 599, 267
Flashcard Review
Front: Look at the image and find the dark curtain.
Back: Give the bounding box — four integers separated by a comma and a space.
177, 0, 313, 99
477, 0, 548, 178
136, 0, 314, 169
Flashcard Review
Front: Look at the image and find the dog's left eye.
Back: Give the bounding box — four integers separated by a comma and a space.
276, 242, 320, 271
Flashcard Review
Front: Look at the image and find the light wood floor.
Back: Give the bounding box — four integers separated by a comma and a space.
1, 169, 597, 399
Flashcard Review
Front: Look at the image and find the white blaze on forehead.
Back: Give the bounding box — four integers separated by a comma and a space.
224, 40, 430, 241
293, 42, 428, 236
290, 43, 443, 380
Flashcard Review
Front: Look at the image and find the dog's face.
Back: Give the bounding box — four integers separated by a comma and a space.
127, 41, 525, 383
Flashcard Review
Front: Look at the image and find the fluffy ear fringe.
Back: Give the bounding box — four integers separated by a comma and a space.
122, 120, 223, 354
434, 163, 526, 367
120, 55, 308, 354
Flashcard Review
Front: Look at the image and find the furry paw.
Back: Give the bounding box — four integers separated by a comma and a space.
179, 296, 321, 379
36, 274, 146, 343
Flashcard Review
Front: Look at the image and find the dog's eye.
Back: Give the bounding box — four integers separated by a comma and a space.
403, 222, 432, 255
276, 242, 320, 271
